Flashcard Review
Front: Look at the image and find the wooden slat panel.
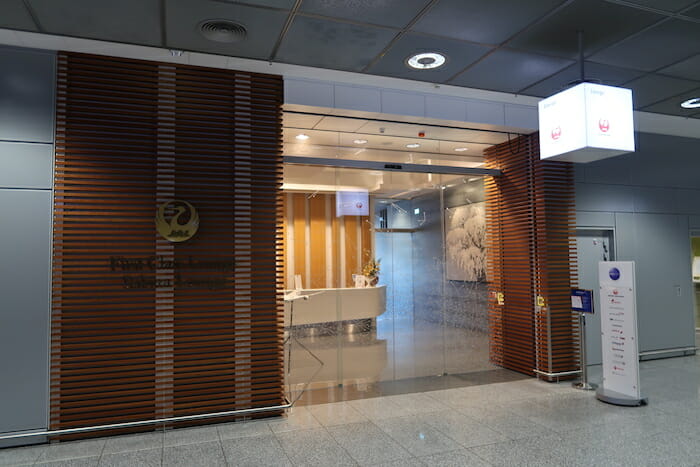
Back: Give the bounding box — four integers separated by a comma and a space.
309, 195, 326, 289
484, 134, 578, 379
51, 52, 284, 437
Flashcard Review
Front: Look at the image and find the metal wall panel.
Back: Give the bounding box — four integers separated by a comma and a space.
0, 189, 52, 433
0, 142, 53, 189
0, 47, 55, 143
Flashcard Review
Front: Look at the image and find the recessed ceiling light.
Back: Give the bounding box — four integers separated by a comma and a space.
680, 97, 700, 109
353, 139, 368, 144
406, 143, 421, 149
296, 134, 310, 140
406, 52, 446, 70
454, 147, 469, 152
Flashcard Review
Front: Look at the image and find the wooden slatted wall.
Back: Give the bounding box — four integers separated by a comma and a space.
484, 134, 578, 379
51, 52, 284, 436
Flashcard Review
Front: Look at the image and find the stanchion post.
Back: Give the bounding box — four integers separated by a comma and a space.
573, 312, 597, 390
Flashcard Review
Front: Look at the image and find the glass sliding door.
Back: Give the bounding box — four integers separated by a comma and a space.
283, 163, 496, 400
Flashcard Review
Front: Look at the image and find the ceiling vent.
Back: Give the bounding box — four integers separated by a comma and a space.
198, 19, 247, 43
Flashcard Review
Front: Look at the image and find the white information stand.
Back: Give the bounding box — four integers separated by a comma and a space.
596, 261, 647, 406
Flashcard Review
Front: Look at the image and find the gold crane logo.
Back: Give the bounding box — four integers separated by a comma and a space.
155, 200, 199, 242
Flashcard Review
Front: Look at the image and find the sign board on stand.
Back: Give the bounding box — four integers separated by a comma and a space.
596, 261, 647, 406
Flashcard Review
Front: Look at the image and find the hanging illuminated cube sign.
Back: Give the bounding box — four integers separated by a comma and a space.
538, 82, 635, 163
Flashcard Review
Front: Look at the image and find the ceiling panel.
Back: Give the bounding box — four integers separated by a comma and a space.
640, 86, 700, 117
283, 113, 324, 129
509, 0, 664, 59
657, 53, 700, 80
315, 116, 368, 132
625, 74, 700, 108
682, 3, 700, 18
299, 0, 432, 29
0, 0, 38, 31
448, 48, 573, 93
28, 0, 161, 45
275, 16, 397, 71
166, 0, 288, 58
412, 0, 565, 45
521, 61, 645, 97
217, 0, 295, 8
367, 32, 491, 83
616, 0, 699, 12
590, 18, 700, 72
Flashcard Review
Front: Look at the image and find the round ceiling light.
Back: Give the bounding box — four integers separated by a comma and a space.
406, 143, 421, 149
353, 139, 368, 144
199, 19, 247, 43
295, 133, 310, 140
406, 52, 446, 70
454, 147, 469, 152
680, 97, 700, 109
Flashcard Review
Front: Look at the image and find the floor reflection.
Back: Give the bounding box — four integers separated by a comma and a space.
286, 316, 497, 403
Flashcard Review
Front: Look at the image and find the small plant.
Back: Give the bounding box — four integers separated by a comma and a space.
362, 258, 381, 278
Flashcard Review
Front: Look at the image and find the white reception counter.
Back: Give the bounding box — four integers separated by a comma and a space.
284, 285, 387, 326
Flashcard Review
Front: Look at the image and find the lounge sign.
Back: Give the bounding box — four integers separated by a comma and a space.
538, 83, 635, 163
156, 200, 199, 242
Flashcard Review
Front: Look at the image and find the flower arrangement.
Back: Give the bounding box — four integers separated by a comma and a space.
362, 258, 381, 278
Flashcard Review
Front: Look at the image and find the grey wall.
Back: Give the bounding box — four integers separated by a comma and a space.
0, 45, 55, 445
576, 132, 699, 356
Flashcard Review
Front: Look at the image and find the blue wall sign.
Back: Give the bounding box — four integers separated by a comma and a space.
571, 288, 594, 314
608, 267, 621, 281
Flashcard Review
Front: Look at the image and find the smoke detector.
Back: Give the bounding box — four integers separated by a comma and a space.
199, 19, 247, 43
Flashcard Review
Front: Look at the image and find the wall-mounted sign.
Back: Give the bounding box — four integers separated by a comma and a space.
571, 288, 594, 313
538, 83, 635, 163
155, 200, 199, 242
336, 190, 369, 216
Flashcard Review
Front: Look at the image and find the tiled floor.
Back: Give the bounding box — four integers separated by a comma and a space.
2, 354, 700, 466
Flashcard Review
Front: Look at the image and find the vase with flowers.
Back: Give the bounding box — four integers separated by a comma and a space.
362, 258, 381, 287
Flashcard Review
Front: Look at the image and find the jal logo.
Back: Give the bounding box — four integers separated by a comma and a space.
551, 126, 562, 140
356, 202, 363, 209
609, 267, 621, 281
155, 200, 199, 243
599, 119, 610, 133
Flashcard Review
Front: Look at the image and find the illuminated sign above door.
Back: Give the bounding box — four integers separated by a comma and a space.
538, 83, 635, 163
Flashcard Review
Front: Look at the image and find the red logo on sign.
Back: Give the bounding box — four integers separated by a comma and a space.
551, 127, 561, 140
599, 119, 610, 133
356, 202, 363, 209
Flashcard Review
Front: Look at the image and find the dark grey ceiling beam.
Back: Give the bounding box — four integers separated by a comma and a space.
21, 0, 44, 32
268, 0, 302, 61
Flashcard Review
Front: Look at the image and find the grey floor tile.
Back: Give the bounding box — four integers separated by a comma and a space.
372, 458, 426, 467
0, 445, 45, 466
221, 434, 291, 467
101, 432, 162, 454
267, 407, 321, 434
345, 397, 405, 421
380, 393, 449, 417
35, 440, 105, 463
162, 441, 225, 467
419, 449, 492, 467
373, 416, 462, 457
469, 435, 564, 467
98, 448, 161, 467
163, 426, 219, 447
457, 406, 554, 440
417, 411, 507, 448
306, 402, 368, 427
35, 457, 100, 467
217, 420, 272, 440
275, 428, 356, 466
326, 422, 412, 465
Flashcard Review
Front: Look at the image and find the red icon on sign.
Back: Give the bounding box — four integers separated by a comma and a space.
599, 119, 610, 133
356, 202, 363, 209
551, 127, 562, 140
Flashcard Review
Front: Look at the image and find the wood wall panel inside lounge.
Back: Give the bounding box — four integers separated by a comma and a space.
284, 192, 372, 289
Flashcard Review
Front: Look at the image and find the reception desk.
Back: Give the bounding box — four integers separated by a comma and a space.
284, 285, 387, 326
